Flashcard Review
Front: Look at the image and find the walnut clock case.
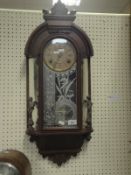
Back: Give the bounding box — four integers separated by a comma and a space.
25, 1, 94, 166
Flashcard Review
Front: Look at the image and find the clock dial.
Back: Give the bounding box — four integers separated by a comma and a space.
43, 38, 76, 72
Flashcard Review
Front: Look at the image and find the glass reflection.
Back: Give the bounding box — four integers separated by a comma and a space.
0, 163, 20, 175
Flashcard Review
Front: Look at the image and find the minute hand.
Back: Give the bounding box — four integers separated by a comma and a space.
52, 53, 62, 70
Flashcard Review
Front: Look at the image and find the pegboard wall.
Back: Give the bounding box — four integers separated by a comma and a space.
0, 9, 131, 175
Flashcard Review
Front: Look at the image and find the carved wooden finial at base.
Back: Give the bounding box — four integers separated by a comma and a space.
27, 133, 92, 166
40, 151, 79, 166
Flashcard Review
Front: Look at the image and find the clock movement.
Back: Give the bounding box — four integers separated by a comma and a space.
25, 0, 94, 165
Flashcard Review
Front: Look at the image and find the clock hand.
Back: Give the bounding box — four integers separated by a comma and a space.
52, 53, 62, 69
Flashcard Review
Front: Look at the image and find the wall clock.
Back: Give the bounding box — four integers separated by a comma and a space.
0, 150, 31, 175
25, 0, 94, 165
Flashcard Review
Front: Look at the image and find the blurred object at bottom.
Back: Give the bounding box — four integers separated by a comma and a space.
0, 150, 31, 175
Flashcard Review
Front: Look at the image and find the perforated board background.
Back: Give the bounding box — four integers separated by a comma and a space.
0, 9, 131, 175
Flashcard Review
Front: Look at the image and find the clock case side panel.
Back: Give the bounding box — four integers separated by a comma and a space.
25, 22, 51, 133
25, 20, 93, 165
71, 24, 93, 132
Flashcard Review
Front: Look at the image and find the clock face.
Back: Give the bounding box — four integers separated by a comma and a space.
0, 162, 20, 175
43, 38, 76, 72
